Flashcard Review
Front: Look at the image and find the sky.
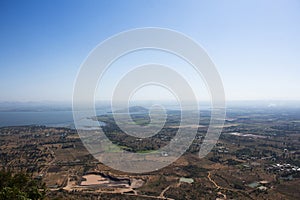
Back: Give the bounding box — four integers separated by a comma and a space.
0, 0, 300, 102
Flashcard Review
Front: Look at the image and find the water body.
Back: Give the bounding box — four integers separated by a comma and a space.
0, 102, 190, 128
0, 109, 108, 128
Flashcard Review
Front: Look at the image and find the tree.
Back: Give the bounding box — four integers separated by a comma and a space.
0, 170, 46, 200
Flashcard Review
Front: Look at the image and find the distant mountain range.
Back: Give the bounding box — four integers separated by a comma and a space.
110, 106, 149, 114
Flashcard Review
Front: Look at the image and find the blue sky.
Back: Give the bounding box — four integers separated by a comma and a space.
0, 0, 299, 102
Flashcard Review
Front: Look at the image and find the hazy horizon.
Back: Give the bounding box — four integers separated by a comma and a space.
1, 99, 300, 109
